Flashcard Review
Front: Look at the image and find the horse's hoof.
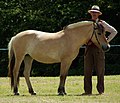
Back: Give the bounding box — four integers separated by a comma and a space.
58, 93, 64, 96
64, 92, 67, 95
31, 92, 36, 95
14, 92, 19, 95
58, 92, 67, 96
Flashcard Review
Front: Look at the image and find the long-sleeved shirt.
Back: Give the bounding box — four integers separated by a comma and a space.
99, 20, 118, 42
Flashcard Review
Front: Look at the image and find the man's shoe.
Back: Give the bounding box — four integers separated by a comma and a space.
99, 92, 104, 95
81, 92, 92, 96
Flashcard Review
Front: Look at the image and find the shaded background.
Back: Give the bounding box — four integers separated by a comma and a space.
0, 0, 120, 76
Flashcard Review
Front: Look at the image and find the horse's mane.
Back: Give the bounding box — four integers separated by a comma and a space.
64, 20, 93, 30
63, 20, 105, 34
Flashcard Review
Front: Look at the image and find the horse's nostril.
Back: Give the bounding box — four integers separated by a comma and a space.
102, 45, 110, 52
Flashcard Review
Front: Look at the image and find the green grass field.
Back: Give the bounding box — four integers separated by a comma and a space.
0, 75, 120, 103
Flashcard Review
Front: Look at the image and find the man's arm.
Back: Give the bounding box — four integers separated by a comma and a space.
100, 20, 118, 42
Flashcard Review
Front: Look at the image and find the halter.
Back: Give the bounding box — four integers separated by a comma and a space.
93, 22, 101, 45
84, 22, 102, 56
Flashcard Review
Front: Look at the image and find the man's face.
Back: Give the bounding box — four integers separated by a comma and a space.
90, 11, 100, 20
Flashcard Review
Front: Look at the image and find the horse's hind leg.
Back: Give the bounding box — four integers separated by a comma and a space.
23, 55, 36, 95
13, 57, 23, 95
58, 60, 72, 95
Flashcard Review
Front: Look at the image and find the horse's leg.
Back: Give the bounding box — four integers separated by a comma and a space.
23, 55, 36, 95
13, 58, 23, 95
58, 60, 72, 95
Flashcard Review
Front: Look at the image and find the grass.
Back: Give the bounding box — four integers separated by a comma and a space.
0, 75, 120, 103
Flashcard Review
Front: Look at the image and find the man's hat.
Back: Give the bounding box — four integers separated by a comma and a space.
88, 5, 102, 15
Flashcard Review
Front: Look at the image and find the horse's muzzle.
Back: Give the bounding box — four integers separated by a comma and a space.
102, 44, 110, 52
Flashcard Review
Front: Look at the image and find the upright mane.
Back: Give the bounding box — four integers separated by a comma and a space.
64, 21, 93, 30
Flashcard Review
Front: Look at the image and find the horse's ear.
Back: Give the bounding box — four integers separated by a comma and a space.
97, 22, 105, 33
100, 23, 105, 33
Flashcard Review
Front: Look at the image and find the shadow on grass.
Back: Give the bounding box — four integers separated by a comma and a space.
6, 93, 101, 97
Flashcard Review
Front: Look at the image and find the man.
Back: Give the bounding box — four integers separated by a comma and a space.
83, 5, 118, 95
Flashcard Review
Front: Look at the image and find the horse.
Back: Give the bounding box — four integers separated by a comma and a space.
8, 21, 110, 95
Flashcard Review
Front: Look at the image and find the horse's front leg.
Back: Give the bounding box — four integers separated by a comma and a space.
58, 75, 67, 95
58, 60, 72, 96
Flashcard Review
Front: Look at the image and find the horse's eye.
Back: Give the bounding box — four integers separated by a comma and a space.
98, 33, 101, 35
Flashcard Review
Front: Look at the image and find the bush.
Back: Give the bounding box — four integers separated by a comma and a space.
0, 0, 120, 76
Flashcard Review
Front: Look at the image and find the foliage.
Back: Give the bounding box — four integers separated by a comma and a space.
0, 0, 120, 76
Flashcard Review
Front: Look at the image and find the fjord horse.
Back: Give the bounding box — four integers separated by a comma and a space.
8, 21, 110, 95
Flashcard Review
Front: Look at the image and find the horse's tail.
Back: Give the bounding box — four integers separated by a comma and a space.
8, 37, 19, 89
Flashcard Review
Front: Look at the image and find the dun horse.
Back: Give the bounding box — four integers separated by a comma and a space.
8, 21, 110, 95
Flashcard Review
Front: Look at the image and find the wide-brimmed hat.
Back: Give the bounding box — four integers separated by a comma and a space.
88, 5, 102, 15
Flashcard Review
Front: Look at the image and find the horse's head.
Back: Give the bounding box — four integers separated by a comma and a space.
91, 22, 110, 52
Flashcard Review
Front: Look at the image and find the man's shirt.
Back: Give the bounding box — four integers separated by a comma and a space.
99, 20, 118, 42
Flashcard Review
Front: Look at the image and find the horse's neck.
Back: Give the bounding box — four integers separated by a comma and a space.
67, 25, 93, 48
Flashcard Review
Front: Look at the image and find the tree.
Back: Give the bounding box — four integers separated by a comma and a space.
0, 0, 120, 76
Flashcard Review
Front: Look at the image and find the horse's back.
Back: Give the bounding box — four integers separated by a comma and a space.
13, 30, 53, 46
16, 30, 45, 38
10, 30, 66, 63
